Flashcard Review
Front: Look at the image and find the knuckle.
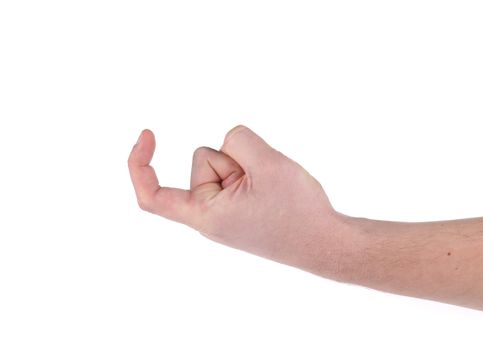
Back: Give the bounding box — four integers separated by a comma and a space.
194, 146, 206, 154
137, 197, 152, 212
193, 146, 210, 159
127, 153, 135, 166
224, 124, 248, 144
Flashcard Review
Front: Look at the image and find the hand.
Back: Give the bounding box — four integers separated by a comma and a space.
128, 125, 353, 278
128, 126, 483, 310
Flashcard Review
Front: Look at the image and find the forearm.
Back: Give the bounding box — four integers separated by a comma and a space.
331, 215, 483, 310
129, 125, 483, 311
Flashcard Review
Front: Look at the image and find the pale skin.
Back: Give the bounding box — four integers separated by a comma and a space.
128, 125, 483, 311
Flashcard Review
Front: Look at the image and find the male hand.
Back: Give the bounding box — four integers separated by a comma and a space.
128, 125, 352, 277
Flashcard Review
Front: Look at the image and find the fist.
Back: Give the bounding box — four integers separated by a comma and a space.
128, 125, 348, 277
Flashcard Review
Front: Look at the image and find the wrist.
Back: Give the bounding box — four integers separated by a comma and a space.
323, 212, 374, 284
296, 210, 371, 284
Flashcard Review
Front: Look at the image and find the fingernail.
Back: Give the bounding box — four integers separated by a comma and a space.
134, 131, 142, 147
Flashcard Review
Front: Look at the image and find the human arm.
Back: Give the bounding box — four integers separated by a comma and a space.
340, 215, 483, 310
127, 125, 483, 310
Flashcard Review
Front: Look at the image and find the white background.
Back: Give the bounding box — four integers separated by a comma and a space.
1, 1, 483, 349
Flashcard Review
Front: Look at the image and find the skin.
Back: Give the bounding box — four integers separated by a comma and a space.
128, 125, 483, 311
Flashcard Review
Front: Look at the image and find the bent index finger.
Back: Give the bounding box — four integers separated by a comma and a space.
220, 125, 273, 173
128, 129, 193, 225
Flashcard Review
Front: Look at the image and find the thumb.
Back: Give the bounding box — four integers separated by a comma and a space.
128, 129, 193, 225
220, 125, 273, 173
